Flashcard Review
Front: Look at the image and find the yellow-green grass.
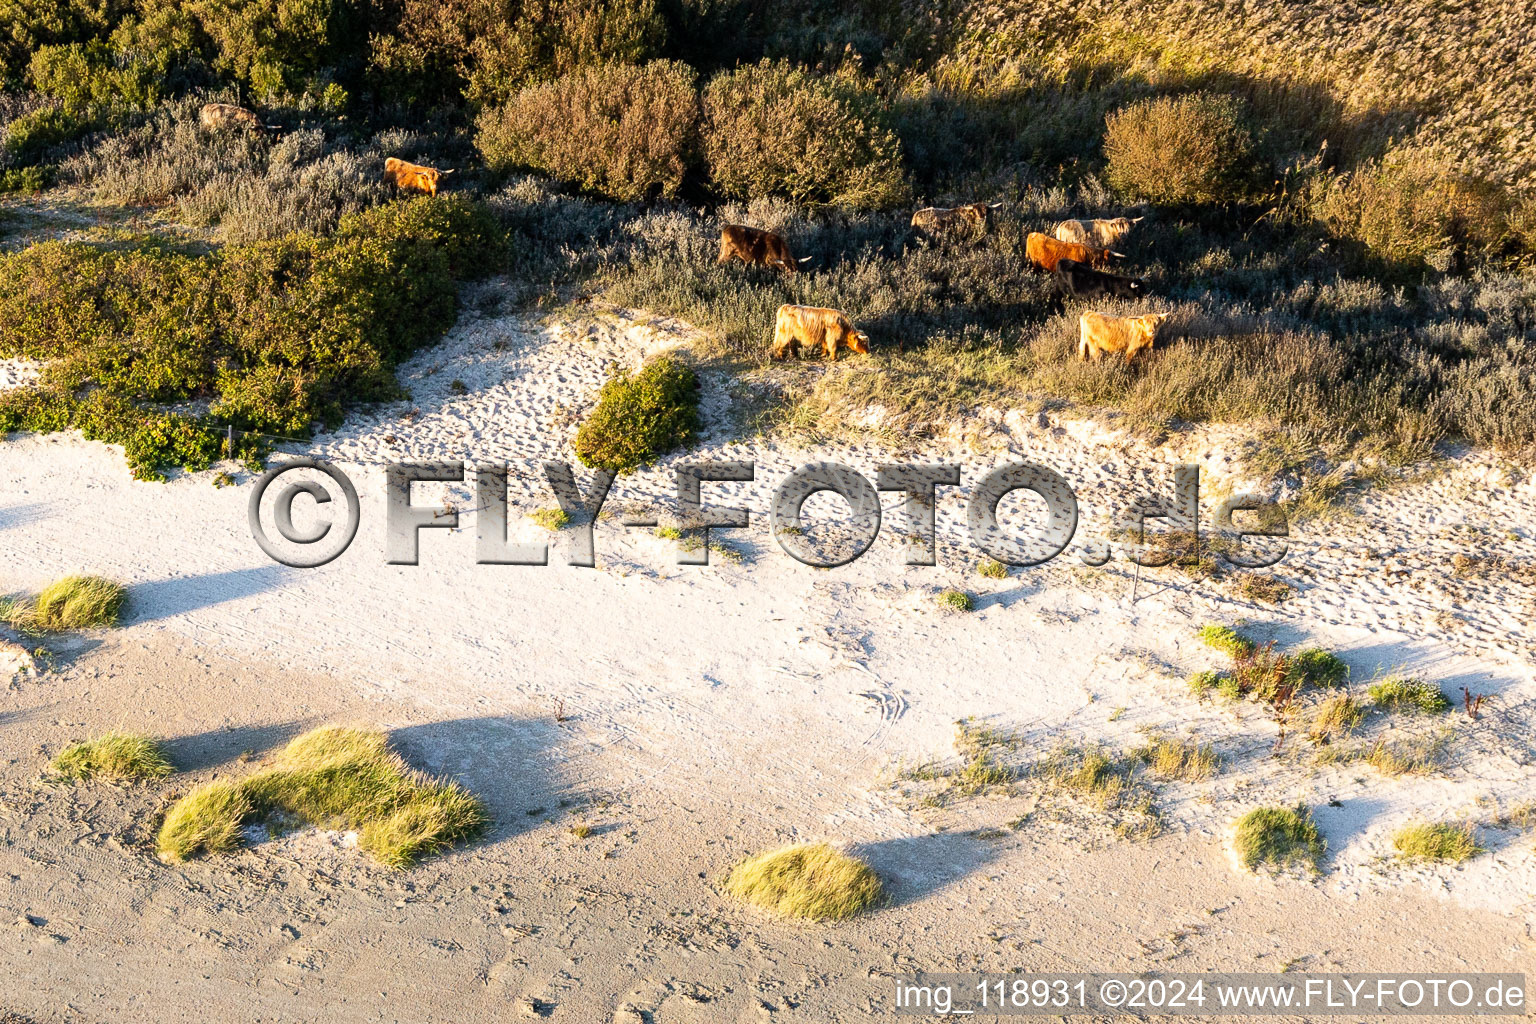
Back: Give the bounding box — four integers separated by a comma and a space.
976, 558, 1008, 580
1391, 821, 1482, 863
1135, 735, 1219, 781
1365, 732, 1450, 776
156, 726, 487, 868
529, 507, 571, 531
1368, 676, 1451, 714
52, 732, 172, 782
937, 588, 974, 611
4, 576, 127, 631
1198, 624, 1254, 658
724, 842, 883, 921
1233, 804, 1325, 873
1308, 693, 1365, 740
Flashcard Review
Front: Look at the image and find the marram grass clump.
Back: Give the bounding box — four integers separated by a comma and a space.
156, 726, 486, 868
1199, 624, 1255, 658
1233, 804, 1325, 874
724, 842, 883, 921
1392, 821, 1482, 863
52, 732, 172, 782
937, 588, 975, 611
1369, 676, 1451, 714
5, 576, 127, 631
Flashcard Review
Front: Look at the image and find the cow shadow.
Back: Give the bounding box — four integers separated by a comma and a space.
853, 831, 1002, 910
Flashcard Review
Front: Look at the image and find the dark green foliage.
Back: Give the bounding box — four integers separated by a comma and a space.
574, 356, 700, 473
1284, 648, 1348, 689
3, 104, 99, 165
0, 163, 53, 191
0, 197, 506, 479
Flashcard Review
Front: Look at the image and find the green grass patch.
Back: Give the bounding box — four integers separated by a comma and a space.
573, 356, 700, 474
1368, 677, 1451, 714
724, 842, 883, 920
976, 558, 1007, 580
1188, 669, 1224, 697
1233, 804, 1326, 873
529, 507, 571, 531
51, 732, 172, 781
936, 588, 974, 611
1392, 821, 1481, 863
1199, 624, 1255, 658
1285, 648, 1348, 689
156, 726, 487, 868
4, 575, 127, 631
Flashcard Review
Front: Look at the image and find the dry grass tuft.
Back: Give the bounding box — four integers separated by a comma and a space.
156, 726, 486, 868
1308, 694, 1365, 741
1134, 735, 1219, 781
1364, 731, 1451, 776
51, 732, 172, 782
724, 842, 883, 920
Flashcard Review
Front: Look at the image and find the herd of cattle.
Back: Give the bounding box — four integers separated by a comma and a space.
197, 102, 1169, 365
732, 209, 1166, 365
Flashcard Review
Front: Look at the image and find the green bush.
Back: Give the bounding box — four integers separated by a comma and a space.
701, 59, 907, 208
465, 0, 669, 107
574, 356, 700, 474
0, 198, 504, 478
1368, 676, 1451, 714
1198, 624, 1255, 658
0, 164, 53, 192
477, 60, 698, 201
2, 105, 97, 165
936, 588, 974, 611
1104, 92, 1257, 205
28, 40, 164, 114
1284, 648, 1347, 689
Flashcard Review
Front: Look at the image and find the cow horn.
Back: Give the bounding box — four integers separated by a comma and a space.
798, 256, 812, 262
1110, 251, 1126, 258
1131, 216, 1144, 223
439, 168, 456, 175
989, 202, 1003, 208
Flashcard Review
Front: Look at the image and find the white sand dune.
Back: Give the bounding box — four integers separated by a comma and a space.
1, 307, 1533, 941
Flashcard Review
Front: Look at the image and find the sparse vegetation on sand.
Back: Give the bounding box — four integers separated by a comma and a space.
1039, 744, 1160, 838
156, 726, 486, 868
975, 558, 1007, 580
1233, 804, 1325, 874
1194, 628, 1347, 705
1392, 821, 1482, 864
1369, 677, 1452, 714
1364, 732, 1451, 777
724, 842, 883, 921
1308, 694, 1365, 741
936, 588, 974, 612
1134, 735, 1219, 782
51, 732, 172, 782
3, 576, 127, 631
573, 356, 700, 474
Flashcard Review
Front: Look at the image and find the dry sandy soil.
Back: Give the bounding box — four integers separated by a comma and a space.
0, 307, 1533, 1021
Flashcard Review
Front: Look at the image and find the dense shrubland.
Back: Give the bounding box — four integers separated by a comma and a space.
0, 0, 1534, 474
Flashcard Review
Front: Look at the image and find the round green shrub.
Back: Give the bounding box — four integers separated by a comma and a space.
701, 59, 907, 208
574, 356, 700, 474
477, 60, 698, 201
1103, 92, 1257, 205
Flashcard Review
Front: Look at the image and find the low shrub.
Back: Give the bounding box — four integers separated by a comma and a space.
1233, 804, 1325, 873
3, 104, 98, 166
1392, 821, 1481, 863
573, 356, 700, 474
52, 732, 172, 781
976, 557, 1007, 579
724, 842, 883, 920
0, 164, 53, 192
1104, 92, 1257, 205
936, 588, 974, 611
701, 59, 907, 208
156, 726, 487, 867
1188, 669, 1223, 697
477, 60, 698, 201
1369, 677, 1451, 714
529, 507, 570, 530
1285, 648, 1347, 689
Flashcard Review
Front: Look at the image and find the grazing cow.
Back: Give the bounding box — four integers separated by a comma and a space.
1026, 232, 1119, 273
384, 157, 453, 196
771, 305, 869, 361
718, 224, 809, 273
1053, 216, 1144, 248
1054, 258, 1148, 300
1078, 310, 1169, 363
910, 202, 1003, 237
198, 102, 267, 133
